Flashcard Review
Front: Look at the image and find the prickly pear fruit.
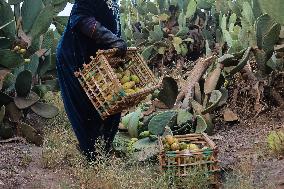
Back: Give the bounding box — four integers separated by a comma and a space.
139, 131, 151, 138
179, 142, 187, 150
131, 75, 140, 83
124, 70, 131, 77
14, 46, 20, 51
116, 73, 122, 79
122, 81, 135, 90
24, 59, 30, 64
135, 87, 141, 92
171, 142, 180, 151
165, 135, 175, 145
131, 138, 139, 142
120, 75, 130, 84
188, 143, 199, 151
125, 89, 136, 95
19, 49, 26, 54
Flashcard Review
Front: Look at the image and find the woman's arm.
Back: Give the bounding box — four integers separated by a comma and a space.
77, 17, 127, 57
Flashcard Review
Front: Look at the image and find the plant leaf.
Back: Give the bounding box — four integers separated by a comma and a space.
14, 91, 40, 109
148, 111, 177, 136
204, 66, 221, 94
177, 109, 193, 125
157, 77, 178, 108
185, 0, 197, 19
0, 49, 25, 69
15, 70, 32, 97
195, 115, 207, 133
31, 102, 59, 118
127, 108, 141, 138
0, 105, 5, 122
21, 0, 44, 33
29, 5, 53, 38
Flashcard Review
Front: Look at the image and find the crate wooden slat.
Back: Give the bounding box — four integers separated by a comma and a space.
74, 47, 160, 119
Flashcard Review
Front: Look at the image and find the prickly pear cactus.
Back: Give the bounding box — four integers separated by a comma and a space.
258, 0, 284, 25
148, 110, 177, 136
0, 0, 65, 143
127, 108, 142, 138
177, 109, 193, 125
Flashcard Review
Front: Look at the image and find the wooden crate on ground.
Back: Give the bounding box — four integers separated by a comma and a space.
158, 133, 220, 187
74, 47, 160, 119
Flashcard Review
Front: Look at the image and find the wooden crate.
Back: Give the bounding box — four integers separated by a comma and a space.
158, 133, 220, 186
74, 47, 160, 119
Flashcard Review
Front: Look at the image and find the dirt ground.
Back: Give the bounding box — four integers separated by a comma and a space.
214, 107, 284, 189
0, 107, 283, 189
0, 141, 76, 189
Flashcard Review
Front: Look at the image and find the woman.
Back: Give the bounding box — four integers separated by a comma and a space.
56, 0, 127, 160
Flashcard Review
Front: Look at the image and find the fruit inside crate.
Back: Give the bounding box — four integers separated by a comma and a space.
75, 47, 160, 119
158, 133, 220, 178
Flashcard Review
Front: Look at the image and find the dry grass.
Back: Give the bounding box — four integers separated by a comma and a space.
42, 92, 278, 189
222, 154, 277, 189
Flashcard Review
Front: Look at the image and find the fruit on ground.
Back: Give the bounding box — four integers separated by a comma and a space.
139, 131, 151, 138
122, 81, 135, 90
131, 138, 138, 142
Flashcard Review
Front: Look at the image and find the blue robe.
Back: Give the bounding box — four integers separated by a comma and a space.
56, 0, 121, 159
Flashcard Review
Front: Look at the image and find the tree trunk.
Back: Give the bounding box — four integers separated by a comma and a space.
175, 55, 217, 108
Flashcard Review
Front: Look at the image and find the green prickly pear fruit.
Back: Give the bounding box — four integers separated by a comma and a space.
131, 138, 139, 142
180, 142, 188, 150
130, 75, 140, 84
139, 131, 151, 138
24, 59, 31, 64
14, 46, 20, 51
19, 49, 26, 54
